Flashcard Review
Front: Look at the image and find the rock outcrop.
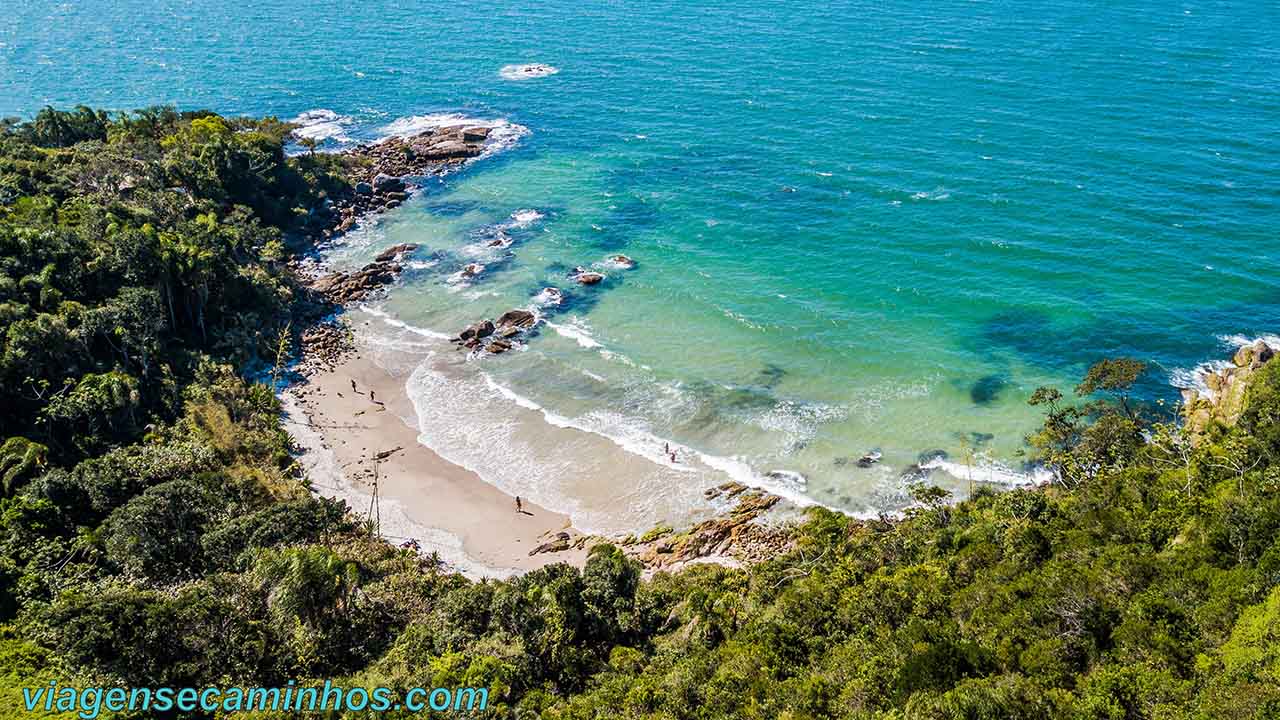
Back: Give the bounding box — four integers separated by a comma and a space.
629, 489, 787, 568
300, 126, 494, 244
453, 308, 542, 355
309, 255, 406, 303
496, 309, 537, 329
1182, 339, 1275, 439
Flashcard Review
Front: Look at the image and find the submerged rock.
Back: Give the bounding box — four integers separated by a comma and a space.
856, 451, 883, 468
374, 243, 418, 262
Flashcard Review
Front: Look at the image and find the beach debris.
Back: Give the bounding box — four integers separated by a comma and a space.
856, 451, 883, 468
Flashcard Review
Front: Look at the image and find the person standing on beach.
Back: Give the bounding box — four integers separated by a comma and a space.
515, 496, 523, 513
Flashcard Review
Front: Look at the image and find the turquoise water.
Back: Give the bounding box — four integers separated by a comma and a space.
6, 1, 1278, 524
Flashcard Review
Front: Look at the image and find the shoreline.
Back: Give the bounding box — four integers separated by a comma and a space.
283, 326, 590, 577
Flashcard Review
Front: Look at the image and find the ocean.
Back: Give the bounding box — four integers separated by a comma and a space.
5, 0, 1277, 532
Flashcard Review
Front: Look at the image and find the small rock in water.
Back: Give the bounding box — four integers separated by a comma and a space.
856, 451, 883, 468
900, 463, 932, 482
500, 63, 561, 80
918, 449, 949, 463
461, 263, 484, 278
766, 470, 806, 485
574, 271, 605, 285
536, 287, 563, 305
610, 254, 636, 268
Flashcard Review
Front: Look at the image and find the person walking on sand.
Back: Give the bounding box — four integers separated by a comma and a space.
515, 495, 523, 513
350, 379, 357, 393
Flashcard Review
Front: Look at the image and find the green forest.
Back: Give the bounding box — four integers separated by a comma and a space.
1, 107, 1278, 719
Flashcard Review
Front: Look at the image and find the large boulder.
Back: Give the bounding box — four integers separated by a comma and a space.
372, 173, 405, 193
496, 309, 537, 329
1234, 340, 1275, 370
421, 140, 481, 160
458, 320, 495, 342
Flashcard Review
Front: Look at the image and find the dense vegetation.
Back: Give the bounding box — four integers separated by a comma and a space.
1, 107, 1278, 719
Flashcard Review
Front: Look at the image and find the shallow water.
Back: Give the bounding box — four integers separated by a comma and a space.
6, 0, 1278, 528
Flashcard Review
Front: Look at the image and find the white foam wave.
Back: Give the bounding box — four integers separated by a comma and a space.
358, 304, 453, 340
921, 457, 1053, 487
499, 63, 560, 80
507, 209, 545, 228
1169, 359, 1233, 396
1218, 333, 1280, 349
290, 108, 355, 144
533, 287, 564, 307
546, 318, 602, 349
1170, 333, 1278, 399
377, 113, 530, 158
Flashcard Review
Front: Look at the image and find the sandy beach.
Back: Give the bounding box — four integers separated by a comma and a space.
282, 332, 589, 577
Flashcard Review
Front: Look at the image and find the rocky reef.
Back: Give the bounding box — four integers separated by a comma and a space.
530, 482, 792, 570
1182, 339, 1275, 438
